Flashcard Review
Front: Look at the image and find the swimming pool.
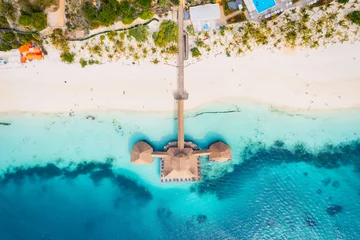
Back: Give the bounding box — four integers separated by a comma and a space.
253, 0, 276, 13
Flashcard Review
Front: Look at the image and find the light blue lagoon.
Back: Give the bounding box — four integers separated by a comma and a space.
0, 101, 360, 239
253, 0, 276, 13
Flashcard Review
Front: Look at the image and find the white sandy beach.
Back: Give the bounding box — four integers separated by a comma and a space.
1, 42, 360, 113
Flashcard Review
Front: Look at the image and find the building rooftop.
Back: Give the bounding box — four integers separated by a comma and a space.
190, 4, 221, 21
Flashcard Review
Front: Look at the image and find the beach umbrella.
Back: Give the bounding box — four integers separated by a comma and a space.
209, 141, 232, 162
131, 141, 153, 164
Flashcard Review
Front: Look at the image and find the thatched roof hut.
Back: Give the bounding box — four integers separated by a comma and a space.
131, 141, 153, 164
209, 141, 232, 162
162, 147, 200, 180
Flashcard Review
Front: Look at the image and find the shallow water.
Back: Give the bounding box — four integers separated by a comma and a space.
0, 102, 360, 239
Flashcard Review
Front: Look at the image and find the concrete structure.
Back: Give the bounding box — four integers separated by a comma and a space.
189, 4, 221, 32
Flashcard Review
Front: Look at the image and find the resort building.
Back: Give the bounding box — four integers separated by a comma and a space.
131, 141, 232, 183
227, 0, 243, 11
189, 4, 221, 32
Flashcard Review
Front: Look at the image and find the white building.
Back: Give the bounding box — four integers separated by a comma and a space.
189, 4, 221, 32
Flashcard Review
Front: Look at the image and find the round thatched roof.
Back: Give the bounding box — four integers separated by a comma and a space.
209, 141, 232, 162
131, 141, 153, 164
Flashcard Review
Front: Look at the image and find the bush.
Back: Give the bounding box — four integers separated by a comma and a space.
347, 11, 360, 25
0, 16, 8, 27
122, 16, 135, 25
139, 10, 154, 20
19, 14, 32, 26
0, 1, 15, 21
186, 25, 195, 36
80, 58, 88, 68
195, 38, 205, 48
128, 25, 150, 42
152, 20, 178, 47
60, 52, 75, 63
90, 20, 100, 29
166, 44, 178, 55
119, 31, 126, 40
337, 0, 348, 3
31, 12, 48, 30
190, 47, 201, 58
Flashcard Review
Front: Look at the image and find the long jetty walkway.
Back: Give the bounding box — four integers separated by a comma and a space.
130, 0, 232, 182
175, 0, 188, 150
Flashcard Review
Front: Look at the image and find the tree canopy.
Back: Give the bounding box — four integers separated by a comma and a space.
139, 10, 154, 20
347, 11, 360, 25
128, 25, 150, 42
82, 0, 137, 27
152, 20, 178, 47
18, 12, 47, 30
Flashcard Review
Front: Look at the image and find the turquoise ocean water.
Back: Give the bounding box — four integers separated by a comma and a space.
0, 102, 360, 239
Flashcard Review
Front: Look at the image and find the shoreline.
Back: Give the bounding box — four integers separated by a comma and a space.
1, 42, 360, 114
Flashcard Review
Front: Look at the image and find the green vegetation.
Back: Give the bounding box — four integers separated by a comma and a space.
107, 31, 117, 41
0, 16, 9, 27
82, 0, 154, 28
18, 13, 47, 30
82, 0, 135, 27
195, 38, 205, 48
16, 0, 59, 30
138, 0, 152, 8
190, 47, 201, 58
80, 58, 88, 67
139, 10, 154, 20
221, 0, 237, 16
0, 31, 42, 51
50, 29, 70, 52
166, 44, 178, 55
0, 32, 18, 51
347, 11, 360, 25
128, 25, 150, 42
0, 0, 15, 21
186, 25, 195, 36
60, 51, 75, 63
32, 13, 47, 30
227, 13, 247, 24
337, 0, 348, 3
152, 20, 178, 47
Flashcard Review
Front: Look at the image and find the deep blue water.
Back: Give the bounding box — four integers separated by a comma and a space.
1, 140, 360, 239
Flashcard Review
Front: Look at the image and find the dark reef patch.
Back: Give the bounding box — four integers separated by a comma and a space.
317, 189, 322, 194
157, 208, 172, 219
191, 139, 360, 199
304, 216, 317, 227
196, 214, 207, 224
326, 204, 343, 216
332, 180, 340, 188
322, 178, 331, 186
0, 159, 152, 203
